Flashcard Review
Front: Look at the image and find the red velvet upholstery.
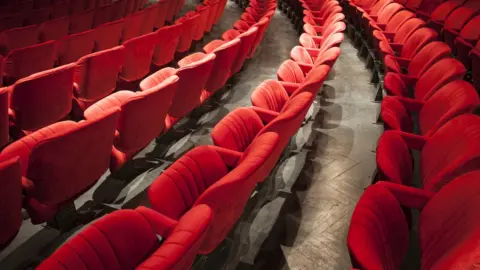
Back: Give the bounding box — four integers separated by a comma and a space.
230, 26, 258, 74
0, 25, 40, 55
0, 13, 24, 33
383, 41, 451, 78
69, 9, 95, 34
74, 46, 125, 112
139, 3, 159, 36
111, 0, 128, 21
153, 24, 182, 67
203, 38, 241, 93
123, 8, 148, 42
0, 157, 21, 250
193, 5, 210, 41
120, 32, 158, 83
154, 0, 169, 28
85, 75, 179, 171
381, 80, 479, 136
249, 17, 269, 58
0, 108, 120, 223
422, 0, 465, 23
148, 132, 280, 253
383, 58, 466, 100
277, 60, 306, 83
92, 3, 114, 28
376, 114, 480, 192
442, 4, 479, 47
175, 13, 199, 53
454, 15, 480, 69
289, 46, 341, 75
4, 41, 56, 85
9, 63, 75, 133
347, 183, 409, 270
37, 205, 213, 270
57, 30, 95, 65
94, 19, 124, 51
39, 16, 69, 42
141, 53, 215, 125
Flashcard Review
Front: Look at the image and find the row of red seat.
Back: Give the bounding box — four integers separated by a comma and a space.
0, 0, 228, 148
343, 0, 480, 268
0, 0, 147, 31
0, 0, 275, 262
33, 0, 344, 268
0, 0, 185, 86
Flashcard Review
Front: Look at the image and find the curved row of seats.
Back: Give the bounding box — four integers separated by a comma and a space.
0, 0, 185, 86
0, 0, 277, 265
0, 0, 233, 149
0, 0, 148, 31
30, 0, 347, 269
342, 0, 480, 268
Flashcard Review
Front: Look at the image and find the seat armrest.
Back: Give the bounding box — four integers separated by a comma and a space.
83, 91, 135, 120
297, 62, 313, 75
375, 181, 434, 210
376, 23, 386, 30
305, 48, 320, 58
395, 96, 424, 112
203, 39, 226, 53
394, 56, 411, 69
279, 81, 301, 95
390, 43, 403, 54
382, 32, 395, 40
135, 206, 179, 237
312, 35, 323, 45
208, 145, 243, 167
397, 131, 427, 151
178, 52, 207, 67
250, 106, 280, 124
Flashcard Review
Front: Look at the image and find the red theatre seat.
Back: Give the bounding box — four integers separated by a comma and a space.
140, 3, 159, 36
0, 25, 40, 55
4, 41, 57, 85
470, 40, 480, 90
57, 30, 96, 66
94, 19, 124, 51
229, 26, 258, 75
453, 15, 480, 70
37, 206, 212, 270
348, 171, 480, 269
383, 58, 466, 101
148, 132, 279, 254
123, 9, 148, 42
152, 24, 183, 68
8, 64, 75, 135
73, 46, 126, 113
381, 80, 479, 136
0, 157, 22, 250
289, 46, 341, 76
175, 13, 199, 53
376, 114, 480, 191
69, 8, 95, 34
0, 108, 120, 224
141, 53, 216, 128
119, 32, 158, 84
154, 0, 169, 29
39, 16, 70, 42
0, 13, 25, 32
85, 75, 178, 171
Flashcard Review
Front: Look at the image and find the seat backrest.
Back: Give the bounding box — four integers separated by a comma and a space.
39, 16, 69, 42
169, 53, 216, 118
4, 40, 57, 83
299, 33, 317, 49
407, 41, 451, 78
277, 59, 305, 84
376, 2, 404, 25
69, 8, 95, 34
9, 64, 75, 131
385, 10, 415, 33
92, 3, 114, 27
421, 114, 480, 191
175, 13, 199, 53
231, 26, 257, 74
110, 0, 128, 21
192, 6, 209, 41
136, 205, 212, 270
110, 75, 178, 156
250, 80, 290, 113
0, 25, 40, 55
194, 132, 279, 253
347, 184, 409, 270
123, 8, 148, 42
25, 7, 51, 25
94, 19, 124, 51
400, 27, 438, 59
415, 58, 466, 101
57, 29, 95, 65
313, 46, 342, 68
20, 108, 119, 206
37, 208, 164, 270
369, 0, 394, 17
430, 0, 465, 21
204, 39, 241, 93
393, 18, 426, 45
459, 15, 480, 41
420, 80, 479, 136
154, 0, 169, 28
380, 96, 414, 133
152, 23, 182, 67
419, 171, 480, 269
69, 0, 88, 13
0, 157, 22, 250
249, 17, 269, 58
74, 46, 125, 102
120, 31, 158, 82
165, 0, 177, 22
139, 3, 159, 36
50, 1, 69, 19
376, 130, 414, 185
0, 13, 24, 32
443, 4, 478, 34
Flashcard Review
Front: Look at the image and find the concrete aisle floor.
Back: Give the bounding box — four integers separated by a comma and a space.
0, 1, 382, 269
